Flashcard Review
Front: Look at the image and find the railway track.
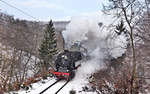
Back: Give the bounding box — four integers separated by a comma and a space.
39, 79, 70, 94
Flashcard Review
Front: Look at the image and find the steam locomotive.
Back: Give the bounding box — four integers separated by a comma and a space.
53, 50, 82, 80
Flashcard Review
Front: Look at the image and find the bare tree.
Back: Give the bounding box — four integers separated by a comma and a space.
134, 10, 150, 93
103, 0, 146, 93
0, 12, 43, 92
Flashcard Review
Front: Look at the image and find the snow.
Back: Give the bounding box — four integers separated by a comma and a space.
10, 76, 97, 94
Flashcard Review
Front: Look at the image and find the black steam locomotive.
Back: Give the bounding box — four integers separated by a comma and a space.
53, 50, 82, 80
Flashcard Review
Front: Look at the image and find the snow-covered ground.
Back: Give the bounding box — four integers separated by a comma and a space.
8, 12, 128, 94
13, 76, 97, 94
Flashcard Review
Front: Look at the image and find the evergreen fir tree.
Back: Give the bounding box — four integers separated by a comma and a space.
39, 20, 57, 70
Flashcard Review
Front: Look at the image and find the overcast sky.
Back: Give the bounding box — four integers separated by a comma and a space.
0, 0, 107, 21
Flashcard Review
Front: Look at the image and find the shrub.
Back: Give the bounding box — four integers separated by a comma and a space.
69, 89, 76, 94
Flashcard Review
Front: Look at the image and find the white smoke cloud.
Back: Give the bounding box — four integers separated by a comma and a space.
63, 15, 127, 72
62, 15, 128, 92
